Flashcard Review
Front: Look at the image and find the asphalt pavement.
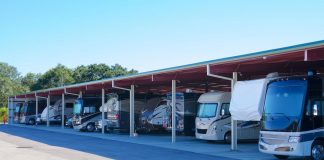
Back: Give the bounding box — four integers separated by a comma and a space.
0, 125, 236, 160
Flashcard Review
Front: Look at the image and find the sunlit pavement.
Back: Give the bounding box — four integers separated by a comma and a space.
1, 125, 304, 160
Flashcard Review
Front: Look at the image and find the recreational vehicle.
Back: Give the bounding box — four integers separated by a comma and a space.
103, 93, 146, 132
72, 97, 102, 132
19, 100, 47, 125
196, 92, 260, 143
36, 99, 75, 124
139, 93, 199, 135
259, 71, 324, 160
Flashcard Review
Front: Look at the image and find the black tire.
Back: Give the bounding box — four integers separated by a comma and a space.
310, 140, 324, 160
28, 119, 35, 125
86, 123, 95, 132
224, 132, 231, 144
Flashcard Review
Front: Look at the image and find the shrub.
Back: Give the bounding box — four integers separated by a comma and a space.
0, 107, 8, 122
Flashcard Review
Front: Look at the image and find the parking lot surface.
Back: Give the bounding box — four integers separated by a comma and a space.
0, 125, 304, 160
0, 125, 236, 160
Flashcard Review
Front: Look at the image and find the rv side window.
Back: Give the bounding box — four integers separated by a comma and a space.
220, 103, 230, 116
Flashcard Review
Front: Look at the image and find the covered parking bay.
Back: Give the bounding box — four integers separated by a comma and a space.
8, 40, 324, 153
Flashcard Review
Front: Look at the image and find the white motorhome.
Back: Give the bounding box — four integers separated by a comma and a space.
36, 99, 75, 124
195, 92, 260, 143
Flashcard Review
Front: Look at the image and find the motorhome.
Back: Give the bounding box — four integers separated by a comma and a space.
139, 93, 199, 135
72, 97, 102, 132
104, 93, 146, 132
19, 100, 47, 125
36, 99, 75, 124
259, 71, 324, 160
13, 102, 24, 123
196, 92, 260, 143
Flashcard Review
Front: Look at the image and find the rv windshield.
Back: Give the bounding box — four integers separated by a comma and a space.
264, 80, 307, 117
197, 103, 218, 118
73, 100, 82, 114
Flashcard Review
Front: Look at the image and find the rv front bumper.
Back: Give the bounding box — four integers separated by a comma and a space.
196, 132, 221, 140
259, 132, 311, 157
259, 141, 309, 156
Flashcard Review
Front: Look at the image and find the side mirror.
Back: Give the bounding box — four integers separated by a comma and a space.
220, 109, 224, 116
313, 104, 318, 116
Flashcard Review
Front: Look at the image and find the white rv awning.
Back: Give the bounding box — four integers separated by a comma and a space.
229, 79, 267, 121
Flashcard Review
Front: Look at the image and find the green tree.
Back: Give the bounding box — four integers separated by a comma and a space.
0, 62, 28, 107
73, 63, 138, 83
33, 64, 75, 90
21, 72, 41, 91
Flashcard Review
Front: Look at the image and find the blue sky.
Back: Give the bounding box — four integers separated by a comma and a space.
1, 0, 324, 75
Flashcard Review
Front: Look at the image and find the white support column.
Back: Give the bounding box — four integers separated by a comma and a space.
79, 91, 82, 98
36, 96, 38, 126
130, 85, 135, 137
61, 93, 65, 129
101, 88, 105, 134
231, 72, 238, 151
47, 95, 50, 127
304, 50, 308, 61
171, 80, 176, 143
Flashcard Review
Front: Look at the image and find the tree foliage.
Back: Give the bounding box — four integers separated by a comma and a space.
0, 62, 138, 109
33, 64, 75, 90
0, 62, 28, 107
73, 63, 137, 83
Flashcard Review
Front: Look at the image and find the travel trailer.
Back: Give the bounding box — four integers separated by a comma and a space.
259, 71, 324, 160
19, 100, 47, 125
36, 99, 75, 124
72, 97, 102, 132
195, 92, 260, 143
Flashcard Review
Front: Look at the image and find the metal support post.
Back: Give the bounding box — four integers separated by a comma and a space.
101, 88, 105, 134
231, 72, 238, 151
7, 97, 11, 124
172, 80, 176, 143
79, 91, 82, 98
62, 93, 65, 129
130, 85, 135, 136
47, 95, 50, 127
36, 96, 38, 126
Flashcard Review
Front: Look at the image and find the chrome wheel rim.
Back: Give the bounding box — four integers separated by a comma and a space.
312, 144, 324, 160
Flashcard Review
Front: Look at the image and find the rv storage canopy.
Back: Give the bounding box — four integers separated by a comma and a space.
229, 79, 267, 121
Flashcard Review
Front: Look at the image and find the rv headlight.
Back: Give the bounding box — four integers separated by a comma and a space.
288, 136, 300, 143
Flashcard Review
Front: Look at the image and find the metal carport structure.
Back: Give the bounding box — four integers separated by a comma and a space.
9, 39, 324, 151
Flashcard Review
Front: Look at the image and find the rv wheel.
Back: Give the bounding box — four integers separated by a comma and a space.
310, 140, 324, 160
224, 132, 231, 144
28, 119, 35, 125
273, 155, 288, 159
86, 123, 95, 132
